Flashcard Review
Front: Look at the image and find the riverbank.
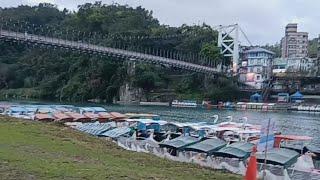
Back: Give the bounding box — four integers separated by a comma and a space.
0, 116, 240, 180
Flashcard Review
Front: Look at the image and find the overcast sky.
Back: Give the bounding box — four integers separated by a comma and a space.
2, 0, 319, 45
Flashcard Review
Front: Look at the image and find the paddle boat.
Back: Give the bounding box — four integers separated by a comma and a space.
109, 112, 127, 121
53, 112, 73, 122
159, 136, 201, 156
5, 106, 30, 119
34, 113, 55, 122
24, 106, 38, 119
183, 138, 227, 154
65, 112, 92, 122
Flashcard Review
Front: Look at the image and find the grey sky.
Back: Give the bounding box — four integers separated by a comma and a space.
2, 0, 319, 45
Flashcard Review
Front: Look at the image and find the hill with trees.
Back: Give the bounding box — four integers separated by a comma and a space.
0, 2, 243, 103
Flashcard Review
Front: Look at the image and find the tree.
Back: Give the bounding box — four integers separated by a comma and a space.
200, 42, 223, 67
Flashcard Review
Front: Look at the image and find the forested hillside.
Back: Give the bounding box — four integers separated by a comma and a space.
0, 2, 242, 103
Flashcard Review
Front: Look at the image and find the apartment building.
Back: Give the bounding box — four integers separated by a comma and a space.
281, 23, 308, 58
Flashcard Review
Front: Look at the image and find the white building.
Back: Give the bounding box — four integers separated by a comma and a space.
272, 57, 317, 75
239, 47, 275, 89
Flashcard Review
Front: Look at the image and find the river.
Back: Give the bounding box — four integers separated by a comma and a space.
105, 105, 320, 147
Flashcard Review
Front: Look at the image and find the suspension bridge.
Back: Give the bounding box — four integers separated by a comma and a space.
0, 20, 251, 76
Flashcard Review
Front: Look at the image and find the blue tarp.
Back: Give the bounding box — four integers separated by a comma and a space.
290, 91, 303, 102
250, 93, 262, 102
291, 91, 303, 98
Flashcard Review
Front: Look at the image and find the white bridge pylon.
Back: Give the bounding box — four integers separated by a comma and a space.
216, 24, 252, 74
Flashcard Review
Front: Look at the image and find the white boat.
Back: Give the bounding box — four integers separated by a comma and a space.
171, 100, 197, 108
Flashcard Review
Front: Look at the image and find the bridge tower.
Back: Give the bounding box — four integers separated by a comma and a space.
217, 24, 251, 75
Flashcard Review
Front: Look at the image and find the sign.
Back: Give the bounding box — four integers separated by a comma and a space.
257, 119, 275, 152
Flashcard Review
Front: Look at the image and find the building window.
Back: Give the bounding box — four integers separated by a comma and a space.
257, 68, 261, 73
257, 59, 261, 64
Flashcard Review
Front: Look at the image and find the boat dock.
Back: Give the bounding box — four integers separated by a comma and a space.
139, 102, 170, 106
235, 102, 320, 112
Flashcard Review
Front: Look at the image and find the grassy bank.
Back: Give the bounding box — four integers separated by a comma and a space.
0, 116, 241, 180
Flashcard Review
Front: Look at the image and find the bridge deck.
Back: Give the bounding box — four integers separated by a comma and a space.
0, 30, 221, 75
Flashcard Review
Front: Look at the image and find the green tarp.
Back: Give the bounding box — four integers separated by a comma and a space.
213, 142, 254, 159
159, 136, 200, 149
182, 138, 226, 155
256, 148, 299, 168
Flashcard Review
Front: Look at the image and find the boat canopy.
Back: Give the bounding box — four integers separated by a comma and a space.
75, 122, 116, 136
167, 122, 207, 128
274, 135, 312, 148
37, 107, 55, 113
99, 126, 132, 138
256, 148, 299, 168
126, 118, 167, 125
91, 107, 107, 113
306, 145, 320, 154
53, 106, 70, 112
24, 106, 38, 113
35, 114, 54, 121
125, 113, 159, 119
79, 107, 95, 112
66, 112, 90, 121
159, 136, 200, 149
182, 138, 227, 154
9, 106, 28, 113
53, 112, 73, 122
109, 112, 127, 120
213, 142, 254, 159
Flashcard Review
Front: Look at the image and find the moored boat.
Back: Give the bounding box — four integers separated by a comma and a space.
34, 113, 54, 122
171, 100, 197, 108
65, 112, 92, 122
109, 112, 127, 121
53, 112, 73, 122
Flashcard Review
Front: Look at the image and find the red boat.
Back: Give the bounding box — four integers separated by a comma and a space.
53, 112, 73, 122
65, 112, 92, 122
34, 113, 54, 122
